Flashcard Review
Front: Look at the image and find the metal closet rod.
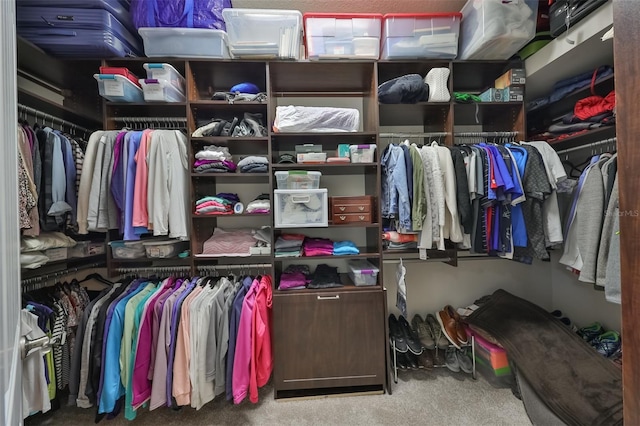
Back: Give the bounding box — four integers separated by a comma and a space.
555, 137, 617, 155
21, 261, 106, 289
116, 265, 191, 275
454, 131, 519, 137
198, 263, 272, 271
17, 103, 93, 136
379, 132, 449, 138
113, 117, 187, 123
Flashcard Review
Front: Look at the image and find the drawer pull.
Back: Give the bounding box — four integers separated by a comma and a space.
339, 215, 346, 221
317, 295, 340, 300
339, 206, 346, 211
358, 206, 365, 211
359, 215, 365, 221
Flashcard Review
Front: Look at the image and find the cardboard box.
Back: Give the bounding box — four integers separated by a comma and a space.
502, 86, 524, 102
297, 152, 327, 163
479, 88, 503, 102
495, 68, 526, 89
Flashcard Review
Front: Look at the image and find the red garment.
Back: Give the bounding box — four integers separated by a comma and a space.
249, 275, 273, 403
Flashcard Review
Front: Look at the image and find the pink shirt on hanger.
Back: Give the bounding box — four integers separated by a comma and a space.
132, 129, 153, 230
172, 285, 203, 406
250, 275, 273, 403
232, 278, 259, 404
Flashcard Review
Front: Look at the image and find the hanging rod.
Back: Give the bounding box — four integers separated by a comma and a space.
555, 137, 617, 155
198, 263, 272, 271
115, 265, 191, 274
113, 117, 187, 122
454, 131, 519, 137
379, 132, 449, 138
17, 103, 93, 136
21, 261, 106, 290
383, 257, 453, 264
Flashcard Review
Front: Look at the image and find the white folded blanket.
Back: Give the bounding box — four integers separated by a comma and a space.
274, 106, 360, 133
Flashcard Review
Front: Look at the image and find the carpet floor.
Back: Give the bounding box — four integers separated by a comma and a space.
25, 369, 531, 426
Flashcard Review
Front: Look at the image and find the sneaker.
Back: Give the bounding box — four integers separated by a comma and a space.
388, 314, 408, 353
591, 331, 621, 357
411, 314, 436, 350
417, 350, 434, 369
433, 348, 446, 366
444, 347, 460, 373
398, 315, 424, 355
577, 322, 604, 343
456, 349, 473, 374
405, 352, 420, 370
426, 313, 453, 349
550, 310, 563, 318
559, 317, 579, 333
395, 351, 409, 370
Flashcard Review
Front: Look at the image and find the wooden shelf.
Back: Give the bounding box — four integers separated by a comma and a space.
106, 102, 187, 107
274, 251, 380, 261
274, 273, 379, 294
547, 126, 617, 151
327, 222, 380, 228
192, 213, 270, 218
190, 172, 270, 178
272, 163, 377, 175
379, 102, 450, 127
271, 132, 377, 138
189, 100, 267, 106
190, 136, 269, 142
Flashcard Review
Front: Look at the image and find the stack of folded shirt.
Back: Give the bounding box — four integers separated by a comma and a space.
303, 238, 334, 257
279, 264, 310, 290
237, 156, 269, 173
246, 194, 270, 214
195, 196, 234, 215
193, 145, 237, 173
201, 228, 257, 257
251, 226, 272, 255
308, 264, 343, 289
333, 240, 360, 255
274, 233, 305, 257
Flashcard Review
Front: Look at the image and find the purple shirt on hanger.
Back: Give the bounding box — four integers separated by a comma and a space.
124, 132, 144, 240
110, 132, 127, 232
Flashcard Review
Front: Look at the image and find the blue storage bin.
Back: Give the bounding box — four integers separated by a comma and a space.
94, 74, 144, 102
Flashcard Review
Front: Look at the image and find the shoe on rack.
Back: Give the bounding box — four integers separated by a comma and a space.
412, 314, 436, 350
395, 351, 409, 370
445, 305, 469, 345
405, 352, 420, 370
426, 313, 451, 350
417, 350, 434, 369
388, 314, 408, 353
577, 322, 604, 343
433, 347, 446, 366
436, 308, 462, 349
591, 330, 621, 357
398, 315, 424, 355
444, 347, 460, 373
456, 349, 473, 374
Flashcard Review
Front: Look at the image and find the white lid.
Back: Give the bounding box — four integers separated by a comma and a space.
223, 8, 302, 20
93, 74, 141, 88
143, 63, 182, 75
138, 27, 228, 41
141, 239, 181, 246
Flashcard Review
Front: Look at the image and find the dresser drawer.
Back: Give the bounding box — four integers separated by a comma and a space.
330, 196, 374, 214
332, 212, 372, 224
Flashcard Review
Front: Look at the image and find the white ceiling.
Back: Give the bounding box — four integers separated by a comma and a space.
232, 0, 468, 14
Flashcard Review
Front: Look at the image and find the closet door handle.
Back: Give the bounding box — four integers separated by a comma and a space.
317, 295, 340, 300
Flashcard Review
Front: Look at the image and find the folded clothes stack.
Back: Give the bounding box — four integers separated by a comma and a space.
246, 194, 271, 214
303, 237, 334, 257
333, 240, 360, 255
274, 233, 305, 257
194, 193, 240, 215
193, 145, 236, 173
237, 156, 269, 173
279, 264, 310, 290
308, 264, 343, 289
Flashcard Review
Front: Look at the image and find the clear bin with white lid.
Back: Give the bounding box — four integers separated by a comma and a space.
274, 188, 328, 228
94, 74, 144, 102
275, 171, 322, 189
347, 259, 379, 286
143, 63, 186, 92
381, 13, 462, 59
143, 239, 189, 258
349, 144, 376, 163
303, 13, 382, 59
139, 79, 186, 102
138, 27, 230, 58
222, 8, 303, 59
458, 0, 538, 60
109, 240, 146, 259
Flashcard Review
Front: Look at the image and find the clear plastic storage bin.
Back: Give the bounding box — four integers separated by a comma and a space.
143, 240, 189, 258
139, 79, 186, 102
143, 63, 185, 92
222, 8, 303, 59
138, 27, 230, 58
275, 171, 322, 189
381, 13, 462, 59
110, 240, 146, 259
274, 189, 328, 228
349, 144, 377, 163
94, 74, 144, 102
347, 259, 379, 286
458, 0, 538, 60
304, 13, 382, 59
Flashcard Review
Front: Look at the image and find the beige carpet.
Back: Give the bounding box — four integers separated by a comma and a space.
26, 370, 531, 426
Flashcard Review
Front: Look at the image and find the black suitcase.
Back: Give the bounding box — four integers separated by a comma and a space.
550, 0, 609, 38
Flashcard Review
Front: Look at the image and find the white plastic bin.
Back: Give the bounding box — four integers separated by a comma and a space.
381, 13, 462, 59
138, 27, 230, 58
458, 0, 538, 60
275, 171, 322, 189
222, 8, 303, 59
274, 189, 328, 228
139, 79, 186, 102
143, 63, 186, 92
304, 13, 382, 59
94, 74, 144, 102
347, 259, 379, 286
143, 240, 189, 258
349, 144, 376, 163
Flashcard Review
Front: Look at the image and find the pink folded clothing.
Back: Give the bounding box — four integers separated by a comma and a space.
303, 248, 334, 257
201, 228, 256, 256
281, 233, 306, 241
196, 200, 227, 209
